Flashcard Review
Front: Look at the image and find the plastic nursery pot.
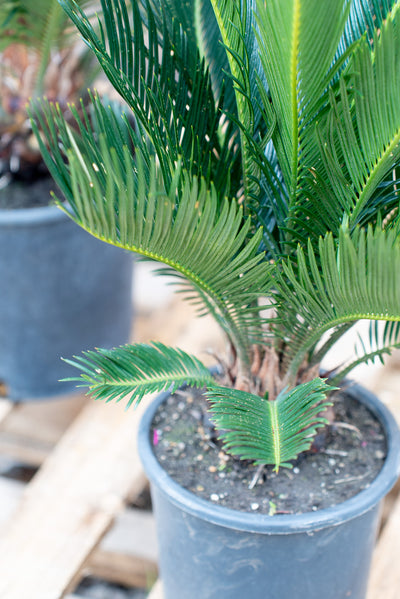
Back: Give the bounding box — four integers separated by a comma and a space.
0, 203, 133, 401
139, 383, 400, 599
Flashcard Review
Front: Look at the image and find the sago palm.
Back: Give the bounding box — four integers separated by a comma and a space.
31, 0, 400, 471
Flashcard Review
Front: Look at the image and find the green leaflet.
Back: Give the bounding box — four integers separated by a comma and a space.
63, 341, 214, 408
207, 378, 334, 471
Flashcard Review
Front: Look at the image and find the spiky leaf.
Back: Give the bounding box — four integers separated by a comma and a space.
277, 225, 400, 382
30, 97, 274, 375
63, 341, 214, 408
207, 378, 334, 470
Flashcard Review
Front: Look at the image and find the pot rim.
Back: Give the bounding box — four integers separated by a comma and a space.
138, 381, 400, 534
0, 202, 70, 226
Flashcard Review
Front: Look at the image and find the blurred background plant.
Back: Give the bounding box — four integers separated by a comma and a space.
0, 0, 98, 188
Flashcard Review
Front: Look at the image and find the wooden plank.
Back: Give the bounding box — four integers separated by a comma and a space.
86, 508, 158, 588
0, 398, 13, 424
147, 580, 164, 599
0, 396, 150, 599
0, 478, 158, 587
0, 478, 24, 531
87, 550, 157, 589
0, 475, 159, 588
0, 393, 86, 465
97, 508, 158, 562
367, 495, 400, 599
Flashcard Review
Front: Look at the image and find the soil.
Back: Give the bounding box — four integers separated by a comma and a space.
151, 384, 387, 515
0, 176, 61, 209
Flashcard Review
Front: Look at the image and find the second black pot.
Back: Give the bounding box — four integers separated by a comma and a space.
0, 203, 134, 400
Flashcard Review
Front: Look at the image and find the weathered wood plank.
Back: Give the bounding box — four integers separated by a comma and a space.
0, 477, 158, 589
0, 393, 86, 465
147, 580, 164, 599
86, 508, 158, 588
0, 398, 13, 424
0, 478, 24, 531
367, 495, 400, 599
0, 396, 150, 599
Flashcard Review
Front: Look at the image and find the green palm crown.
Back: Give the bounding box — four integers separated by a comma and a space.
30, 0, 400, 471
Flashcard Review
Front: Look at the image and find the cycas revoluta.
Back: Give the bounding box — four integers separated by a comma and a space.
31, 0, 400, 471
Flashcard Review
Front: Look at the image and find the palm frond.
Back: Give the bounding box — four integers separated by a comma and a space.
30, 97, 274, 376
0, 0, 70, 49
58, 0, 236, 198
209, 0, 270, 209
147, 0, 237, 114
207, 378, 334, 470
255, 0, 351, 204
294, 8, 400, 238
63, 341, 214, 408
277, 225, 400, 383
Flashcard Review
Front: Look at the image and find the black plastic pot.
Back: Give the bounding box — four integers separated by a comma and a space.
0, 204, 133, 400
139, 383, 400, 599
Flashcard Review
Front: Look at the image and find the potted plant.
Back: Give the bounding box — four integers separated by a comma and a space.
31, 0, 400, 597
0, 0, 133, 400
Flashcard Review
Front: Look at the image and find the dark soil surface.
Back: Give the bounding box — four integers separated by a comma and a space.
151, 384, 387, 515
0, 177, 60, 209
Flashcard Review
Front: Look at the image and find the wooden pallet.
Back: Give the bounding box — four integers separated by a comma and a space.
0, 267, 399, 598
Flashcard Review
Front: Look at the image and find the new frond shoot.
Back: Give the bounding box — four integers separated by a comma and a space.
31, 0, 400, 472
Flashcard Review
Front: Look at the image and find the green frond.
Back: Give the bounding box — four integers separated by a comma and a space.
340, 0, 397, 53
0, 0, 70, 48
30, 0, 400, 469
255, 0, 351, 204
295, 7, 400, 238
209, 0, 269, 212
277, 225, 400, 382
30, 97, 274, 375
63, 341, 214, 408
207, 378, 334, 470
58, 0, 235, 198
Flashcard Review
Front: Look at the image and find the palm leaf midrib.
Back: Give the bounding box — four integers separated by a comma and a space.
88, 370, 196, 388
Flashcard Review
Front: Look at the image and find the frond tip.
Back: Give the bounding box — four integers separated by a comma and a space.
62, 341, 214, 409
207, 378, 335, 471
